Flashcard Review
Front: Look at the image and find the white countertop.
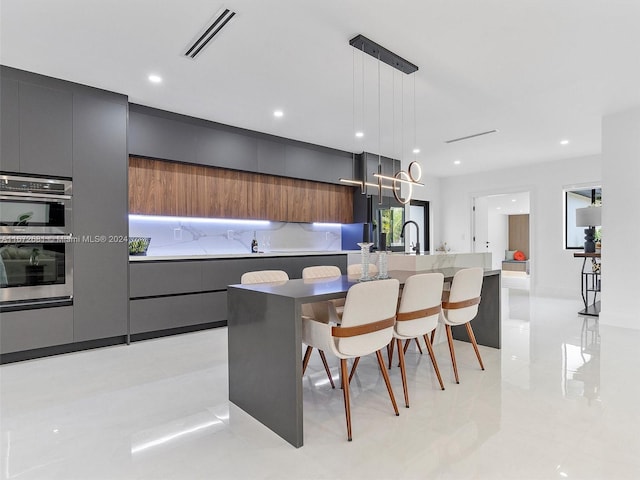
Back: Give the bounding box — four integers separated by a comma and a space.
129, 250, 356, 261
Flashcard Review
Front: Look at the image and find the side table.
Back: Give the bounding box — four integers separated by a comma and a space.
573, 252, 601, 316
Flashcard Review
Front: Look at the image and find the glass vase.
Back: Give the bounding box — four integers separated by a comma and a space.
356, 242, 374, 281
377, 251, 388, 279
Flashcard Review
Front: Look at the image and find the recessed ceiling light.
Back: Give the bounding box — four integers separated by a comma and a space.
454, 160, 461, 165
560, 139, 570, 145
412, 148, 420, 154
355, 131, 364, 138
497, 207, 502, 210
512, 199, 516, 202
273, 110, 284, 118
148, 74, 162, 84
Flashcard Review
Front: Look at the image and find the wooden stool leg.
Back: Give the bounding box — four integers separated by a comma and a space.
465, 322, 485, 371
340, 359, 352, 441
302, 346, 313, 375
430, 329, 436, 345
424, 333, 445, 390
318, 350, 336, 388
348, 357, 360, 384
388, 340, 395, 369
414, 338, 423, 354
376, 350, 399, 416
445, 325, 459, 384
397, 339, 410, 407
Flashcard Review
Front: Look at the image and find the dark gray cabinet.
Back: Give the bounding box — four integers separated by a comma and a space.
72, 93, 128, 342
128, 110, 198, 164
358, 152, 400, 197
284, 145, 353, 184
19, 82, 73, 177
0, 77, 20, 173
0, 306, 73, 354
129, 254, 347, 336
0, 71, 73, 176
196, 126, 258, 171
128, 105, 353, 185
257, 139, 286, 176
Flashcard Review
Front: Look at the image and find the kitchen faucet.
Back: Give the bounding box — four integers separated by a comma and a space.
400, 221, 421, 255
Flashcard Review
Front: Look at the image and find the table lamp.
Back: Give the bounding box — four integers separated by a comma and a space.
576, 206, 601, 253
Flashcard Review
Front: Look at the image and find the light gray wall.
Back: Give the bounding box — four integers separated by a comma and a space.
601, 107, 640, 329
439, 155, 602, 298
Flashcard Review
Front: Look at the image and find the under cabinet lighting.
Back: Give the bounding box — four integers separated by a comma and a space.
313, 222, 342, 227
129, 214, 270, 226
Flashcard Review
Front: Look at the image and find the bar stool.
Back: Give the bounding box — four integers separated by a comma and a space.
301, 265, 344, 388
392, 273, 446, 407
302, 278, 400, 441
438, 267, 485, 384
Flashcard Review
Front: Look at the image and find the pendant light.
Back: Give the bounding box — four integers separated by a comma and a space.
339, 35, 423, 202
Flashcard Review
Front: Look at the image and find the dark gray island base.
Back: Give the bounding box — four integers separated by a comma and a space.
227, 269, 501, 448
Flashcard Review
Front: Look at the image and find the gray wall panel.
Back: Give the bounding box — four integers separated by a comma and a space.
129, 110, 197, 163
195, 127, 258, 171
72, 94, 128, 341
0, 77, 20, 172
19, 83, 72, 176
257, 139, 286, 176
0, 306, 73, 354
284, 145, 352, 184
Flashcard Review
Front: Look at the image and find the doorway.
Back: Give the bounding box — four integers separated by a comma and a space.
473, 191, 531, 290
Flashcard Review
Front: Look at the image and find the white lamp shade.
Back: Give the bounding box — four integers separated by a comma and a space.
576, 206, 601, 227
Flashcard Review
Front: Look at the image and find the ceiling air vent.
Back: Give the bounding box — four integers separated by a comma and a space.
183, 8, 236, 59
444, 129, 499, 144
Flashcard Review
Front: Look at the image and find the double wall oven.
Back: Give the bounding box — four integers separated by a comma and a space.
1, 173, 73, 308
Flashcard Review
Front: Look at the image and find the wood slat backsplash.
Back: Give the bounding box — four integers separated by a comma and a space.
129, 156, 354, 223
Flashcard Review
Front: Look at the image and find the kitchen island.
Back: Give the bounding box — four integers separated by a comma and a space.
227, 267, 501, 448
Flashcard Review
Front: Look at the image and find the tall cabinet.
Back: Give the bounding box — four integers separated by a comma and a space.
0, 67, 129, 359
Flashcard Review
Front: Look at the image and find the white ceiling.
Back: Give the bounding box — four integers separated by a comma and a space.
2, 0, 640, 177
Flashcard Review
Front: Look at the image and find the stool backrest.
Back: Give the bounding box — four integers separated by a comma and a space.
396, 273, 444, 337
241, 270, 289, 284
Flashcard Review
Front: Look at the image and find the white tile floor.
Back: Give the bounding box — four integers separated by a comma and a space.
1, 289, 639, 479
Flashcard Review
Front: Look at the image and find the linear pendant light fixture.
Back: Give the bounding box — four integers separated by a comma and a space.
183, 7, 236, 59
339, 34, 423, 204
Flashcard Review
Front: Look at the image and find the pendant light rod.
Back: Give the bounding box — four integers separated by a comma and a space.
349, 35, 418, 74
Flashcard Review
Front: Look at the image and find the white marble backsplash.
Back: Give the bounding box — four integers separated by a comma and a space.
129, 216, 342, 256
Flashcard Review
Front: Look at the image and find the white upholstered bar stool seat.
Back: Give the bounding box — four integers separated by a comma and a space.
302, 278, 400, 441
438, 267, 485, 384
300, 265, 344, 388
347, 263, 379, 277
392, 273, 446, 407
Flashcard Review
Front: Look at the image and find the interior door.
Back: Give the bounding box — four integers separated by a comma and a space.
473, 196, 489, 254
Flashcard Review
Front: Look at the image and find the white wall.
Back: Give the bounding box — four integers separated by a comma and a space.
439, 155, 602, 297
600, 107, 640, 329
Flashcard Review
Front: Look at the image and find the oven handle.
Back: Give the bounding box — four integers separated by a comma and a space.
0, 192, 72, 200
0, 234, 75, 243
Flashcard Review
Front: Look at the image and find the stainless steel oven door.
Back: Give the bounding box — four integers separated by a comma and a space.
0, 235, 73, 305
0, 193, 72, 235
